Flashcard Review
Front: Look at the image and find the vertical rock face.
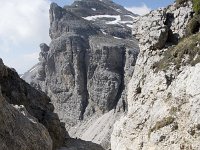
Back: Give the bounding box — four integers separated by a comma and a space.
0, 59, 67, 150
111, 2, 200, 150
22, 0, 139, 148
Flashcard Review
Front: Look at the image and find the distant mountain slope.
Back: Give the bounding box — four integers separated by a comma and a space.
64, 0, 136, 17
22, 0, 139, 149
65, 0, 137, 37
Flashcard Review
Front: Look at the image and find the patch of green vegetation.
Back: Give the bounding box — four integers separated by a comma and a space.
148, 116, 175, 138
186, 0, 200, 35
193, 0, 200, 14
176, 0, 200, 13
186, 15, 200, 36
170, 107, 178, 114
175, 0, 190, 7
152, 33, 200, 73
176, 0, 200, 36
169, 106, 181, 115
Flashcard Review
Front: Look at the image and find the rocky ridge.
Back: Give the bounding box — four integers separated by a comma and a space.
22, 0, 139, 149
111, 1, 200, 150
0, 59, 67, 150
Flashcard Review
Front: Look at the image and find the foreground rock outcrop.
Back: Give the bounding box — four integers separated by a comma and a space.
22, 0, 139, 149
111, 1, 200, 150
0, 59, 67, 149
0, 87, 52, 150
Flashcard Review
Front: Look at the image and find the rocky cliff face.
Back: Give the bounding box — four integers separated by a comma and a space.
22, 0, 139, 149
0, 87, 52, 150
0, 59, 67, 149
111, 1, 200, 150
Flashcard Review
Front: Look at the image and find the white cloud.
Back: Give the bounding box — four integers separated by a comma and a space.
4, 52, 40, 74
0, 0, 51, 73
22, 52, 40, 61
126, 4, 151, 16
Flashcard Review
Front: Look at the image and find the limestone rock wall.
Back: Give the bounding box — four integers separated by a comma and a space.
111, 2, 200, 150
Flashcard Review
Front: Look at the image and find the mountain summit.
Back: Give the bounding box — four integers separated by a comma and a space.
64, 0, 136, 17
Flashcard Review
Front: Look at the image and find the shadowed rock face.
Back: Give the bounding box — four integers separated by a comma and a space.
22, 0, 139, 149
0, 90, 52, 150
0, 59, 67, 150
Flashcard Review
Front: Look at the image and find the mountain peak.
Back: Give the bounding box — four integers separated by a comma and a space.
64, 0, 136, 17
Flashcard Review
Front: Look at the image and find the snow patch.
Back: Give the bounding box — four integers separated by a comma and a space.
83, 15, 134, 27
113, 36, 122, 39
92, 8, 96, 11
116, 9, 122, 13
83, 15, 120, 21
124, 15, 135, 19
127, 24, 133, 28
100, 29, 107, 35
29, 66, 37, 73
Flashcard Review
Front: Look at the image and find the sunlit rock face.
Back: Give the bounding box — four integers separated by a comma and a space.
111, 2, 200, 150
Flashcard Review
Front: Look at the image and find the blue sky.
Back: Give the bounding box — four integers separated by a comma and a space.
52, 0, 175, 9
115, 0, 175, 9
0, 0, 175, 74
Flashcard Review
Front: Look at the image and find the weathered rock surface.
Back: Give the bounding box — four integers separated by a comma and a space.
132, 9, 168, 50
111, 2, 200, 150
22, 0, 139, 149
0, 89, 52, 150
132, 2, 192, 50
0, 59, 67, 149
